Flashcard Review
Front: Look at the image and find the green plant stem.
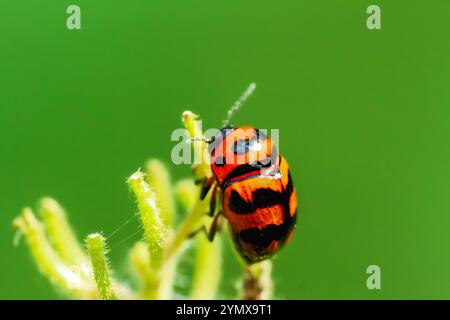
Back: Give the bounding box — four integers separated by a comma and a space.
157, 254, 177, 300
164, 193, 210, 262
175, 179, 197, 211
182, 111, 211, 178
13, 208, 95, 299
145, 159, 176, 227
242, 260, 273, 300
165, 111, 214, 261
129, 241, 156, 299
191, 233, 222, 299
86, 233, 116, 300
128, 170, 178, 299
129, 240, 175, 300
39, 197, 89, 268
128, 171, 166, 270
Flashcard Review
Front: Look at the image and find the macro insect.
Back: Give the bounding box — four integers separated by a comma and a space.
193, 83, 298, 264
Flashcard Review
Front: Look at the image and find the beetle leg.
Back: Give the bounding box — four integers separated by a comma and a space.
188, 211, 223, 242
206, 211, 223, 242
188, 226, 206, 239
200, 177, 215, 200
208, 186, 218, 217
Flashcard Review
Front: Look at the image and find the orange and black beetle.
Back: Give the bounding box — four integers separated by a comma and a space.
196, 84, 298, 264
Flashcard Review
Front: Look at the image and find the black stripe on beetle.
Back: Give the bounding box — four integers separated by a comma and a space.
221, 159, 275, 189
228, 169, 293, 214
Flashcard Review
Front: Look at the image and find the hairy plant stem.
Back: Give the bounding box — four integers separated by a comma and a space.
128, 168, 170, 299
242, 260, 273, 300
13, 208, 95, 298
145, 159, 176, 227
128, 171, 166, 270
191, 232, 222, 299
86, 233, 116, 300
40, 197, 89, 268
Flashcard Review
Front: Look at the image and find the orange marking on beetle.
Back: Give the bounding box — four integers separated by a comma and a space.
289, 190, 297, 217
225, 205, 285, 233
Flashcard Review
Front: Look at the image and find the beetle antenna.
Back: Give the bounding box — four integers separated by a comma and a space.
223, 82, 256, 126
190, 137, 213, 143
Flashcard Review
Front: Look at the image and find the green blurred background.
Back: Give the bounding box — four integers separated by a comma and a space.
1, 0, 450, 299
